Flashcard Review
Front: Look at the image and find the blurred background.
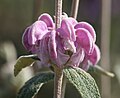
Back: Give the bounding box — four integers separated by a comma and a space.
0, 0, 120, 98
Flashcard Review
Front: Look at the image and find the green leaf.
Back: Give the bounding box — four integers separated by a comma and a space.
63, 67, 101, 98
17, 72, 54, 98
14, 54, 37, 76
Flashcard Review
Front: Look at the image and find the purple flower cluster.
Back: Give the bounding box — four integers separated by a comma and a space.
22, 13, 100, 70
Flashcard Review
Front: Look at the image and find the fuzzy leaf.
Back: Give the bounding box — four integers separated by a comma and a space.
14, 54, 37, 76
17, 72, 54, 98
63, 67, 101, 98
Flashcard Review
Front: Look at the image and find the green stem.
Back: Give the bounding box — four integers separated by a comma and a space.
93, 65, 114, 77
71, 0, 80, 19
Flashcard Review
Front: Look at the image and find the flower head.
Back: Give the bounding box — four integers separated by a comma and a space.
22, 13, 100, 70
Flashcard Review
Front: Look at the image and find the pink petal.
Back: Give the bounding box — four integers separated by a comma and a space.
64, 39, 76, 53
76, 28, 94, 54
28, 21, 48, 45
75, 22, 96, 42
80, 44, 100, 70
57, 28, 68, 39
67, 17, 78, 26
58, 19, 76, 41
22, 26, 38, 53
38, 13, 54, 28
55, 50, 70, 67
89, 44, 100, 65
56, 34, 65, 53
22, 27, 31, 51
80, 55, 90, 71
37, 37, 50, 66
69, 48, 85, 67
48, 30, 57, 59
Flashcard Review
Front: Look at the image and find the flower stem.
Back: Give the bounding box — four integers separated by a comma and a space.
54, 67, 63, 98
54, 0, 63, 98
61, 75, 67, 98
55, 0, 63, 28
71, 0, 80, 19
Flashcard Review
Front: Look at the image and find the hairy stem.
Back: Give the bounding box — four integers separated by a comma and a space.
71, 0, 80, 19
54, 0, 63, 98
54, 67, 63, 98
55, 0, 63, 28
61, 75, 67, 98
